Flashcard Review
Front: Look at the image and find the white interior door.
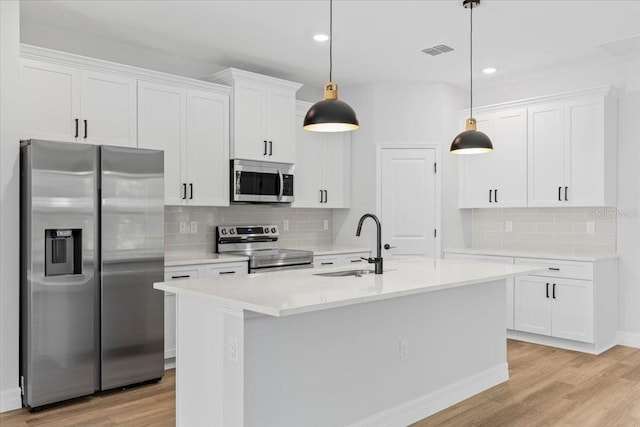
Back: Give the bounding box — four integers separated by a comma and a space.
379, 147, 437, 258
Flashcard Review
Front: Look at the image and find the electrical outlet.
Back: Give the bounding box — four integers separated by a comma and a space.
399, 340, 409, 361
323, 219, 329, 230
586, 222, 595, 234
190, 221, 198, 234
283, 219, 289, 231
179, 221, 188, 234
229, 337, 238, 363
505, 220, 513, 232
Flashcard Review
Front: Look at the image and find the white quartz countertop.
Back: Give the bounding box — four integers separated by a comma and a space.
165, 253, 249, 267
444, 248, 618, 262
154, 257, 543, 317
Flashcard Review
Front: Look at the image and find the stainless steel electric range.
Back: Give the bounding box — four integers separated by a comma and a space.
216, 225, 314, 273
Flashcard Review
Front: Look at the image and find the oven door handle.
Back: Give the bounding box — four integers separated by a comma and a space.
278, 169, 284, 201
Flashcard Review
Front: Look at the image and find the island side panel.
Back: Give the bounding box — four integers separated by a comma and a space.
175, 294, 245, 427
243, 279, 508, 427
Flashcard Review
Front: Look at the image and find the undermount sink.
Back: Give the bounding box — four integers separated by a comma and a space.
314, 269, 375, 277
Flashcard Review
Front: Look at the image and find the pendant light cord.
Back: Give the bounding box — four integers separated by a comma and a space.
329, 0, 333, 82
470, 1, 473, 119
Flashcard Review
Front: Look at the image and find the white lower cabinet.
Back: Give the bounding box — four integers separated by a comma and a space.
514, 259, 594, 343
443, 252, 515, 329
313, 252, 370, 268
163, 261, 248, 365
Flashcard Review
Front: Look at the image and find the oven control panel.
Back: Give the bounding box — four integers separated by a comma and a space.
217, 225, 279, 237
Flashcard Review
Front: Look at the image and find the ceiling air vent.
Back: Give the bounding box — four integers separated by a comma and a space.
421, 44, 455, 56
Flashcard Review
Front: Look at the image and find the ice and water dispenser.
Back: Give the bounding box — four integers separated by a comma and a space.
44, 229, 82, 276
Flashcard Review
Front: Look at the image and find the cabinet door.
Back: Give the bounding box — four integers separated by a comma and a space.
164, 267, 202, 360
80, 70, 137, 147
323, 132, 351, 208
266, 85, 296, 163
459, 115, 497, 208
186, 89, 230, 206
292, 109, 324, 207
566, 97, 606, 207
233, 79, 266, 161
20, 59, 80, 142
514, 276, 552, 336
138, 81, 187, 205
528, 103, 567, 207
203, 262, 248, 277
551, 279, 594, 343
495, 108, 527, 207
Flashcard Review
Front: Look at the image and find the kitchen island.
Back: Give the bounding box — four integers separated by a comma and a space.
154, 257, 542, 427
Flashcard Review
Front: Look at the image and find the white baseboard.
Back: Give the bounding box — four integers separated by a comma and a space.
164, 357, 176, 370
617, 331, 640, 348
348, 363, 509, 427
0, 387, 22, 413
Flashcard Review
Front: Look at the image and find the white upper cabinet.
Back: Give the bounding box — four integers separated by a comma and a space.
459, 86, 617, 208
528, 90, 617, 207
20, 58, 137, 147
292, 101, 351, 208
138, 81, 230, 206
206, 68, 302, 164
459, 108, 527, 208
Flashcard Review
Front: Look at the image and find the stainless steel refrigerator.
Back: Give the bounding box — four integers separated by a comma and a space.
20, 139, 165, 410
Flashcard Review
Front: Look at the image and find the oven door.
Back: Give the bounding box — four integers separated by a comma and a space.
231, 159, 294, 203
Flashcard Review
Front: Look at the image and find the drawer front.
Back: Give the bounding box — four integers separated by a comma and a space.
164, 267, 201, 282
313, 255, 340, 268
444, 253, 514, 264
342, 252, 370, 266
515, 257, 593, 280
204, 262, 248, 278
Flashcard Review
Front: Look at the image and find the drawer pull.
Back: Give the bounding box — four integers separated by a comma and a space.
548, 267, 560, 271
219, 271, 236, 275
321, 262, 334, 265
350, 259, 363, 263
171, 275, 190, 279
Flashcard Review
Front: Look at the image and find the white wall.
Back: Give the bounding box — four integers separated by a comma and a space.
474, 57, 640, 342
0, 0, 23, 412
333, 82, 469, 251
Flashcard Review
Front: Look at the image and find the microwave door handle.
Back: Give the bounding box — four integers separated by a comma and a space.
278, 169, 284, 201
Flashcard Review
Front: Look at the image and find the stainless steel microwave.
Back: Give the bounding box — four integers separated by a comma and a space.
231, 159, 294, 203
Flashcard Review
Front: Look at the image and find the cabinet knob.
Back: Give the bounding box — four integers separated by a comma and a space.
384, 244, 396, 250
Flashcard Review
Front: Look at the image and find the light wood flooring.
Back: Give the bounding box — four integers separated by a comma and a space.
2, 340, 639, 426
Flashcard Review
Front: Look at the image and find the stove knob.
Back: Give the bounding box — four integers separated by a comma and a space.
271, 227, 277, 233
221, 229, 227, 235
229, 229, 235, 235
264, 228, 270, 234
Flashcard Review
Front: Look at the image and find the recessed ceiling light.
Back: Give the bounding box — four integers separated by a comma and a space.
482, 67, 497, 74
313, 34, 329, 42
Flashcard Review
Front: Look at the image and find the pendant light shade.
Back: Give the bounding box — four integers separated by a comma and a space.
304, 0, 359, 132
450, 0, 493, 155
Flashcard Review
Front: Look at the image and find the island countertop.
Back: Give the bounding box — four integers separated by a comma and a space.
154, 257, 543, 317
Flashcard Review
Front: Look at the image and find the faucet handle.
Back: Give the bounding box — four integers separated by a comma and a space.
361, 257, 375, 264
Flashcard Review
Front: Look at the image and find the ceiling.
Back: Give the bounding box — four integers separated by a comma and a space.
19, 0, 640, 90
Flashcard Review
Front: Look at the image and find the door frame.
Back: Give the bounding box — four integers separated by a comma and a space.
375, 144, 442, 258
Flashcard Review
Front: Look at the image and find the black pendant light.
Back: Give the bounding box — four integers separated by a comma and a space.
303, 0, 359, 132
450, 0, 493, 154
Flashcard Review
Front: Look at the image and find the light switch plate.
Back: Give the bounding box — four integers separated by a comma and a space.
586, 222, 595, 234
505, 220, 513, 232
283, 219, 289, 231
323, 219, 329, 230
190, 221, 198, 234
179, 221, 188, 234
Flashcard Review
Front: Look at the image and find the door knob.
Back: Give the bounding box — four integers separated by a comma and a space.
384, 244, 395, 250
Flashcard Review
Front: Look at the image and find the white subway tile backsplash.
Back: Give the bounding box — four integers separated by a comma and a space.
472, 207, 616, 256
164, 205, 333, 256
